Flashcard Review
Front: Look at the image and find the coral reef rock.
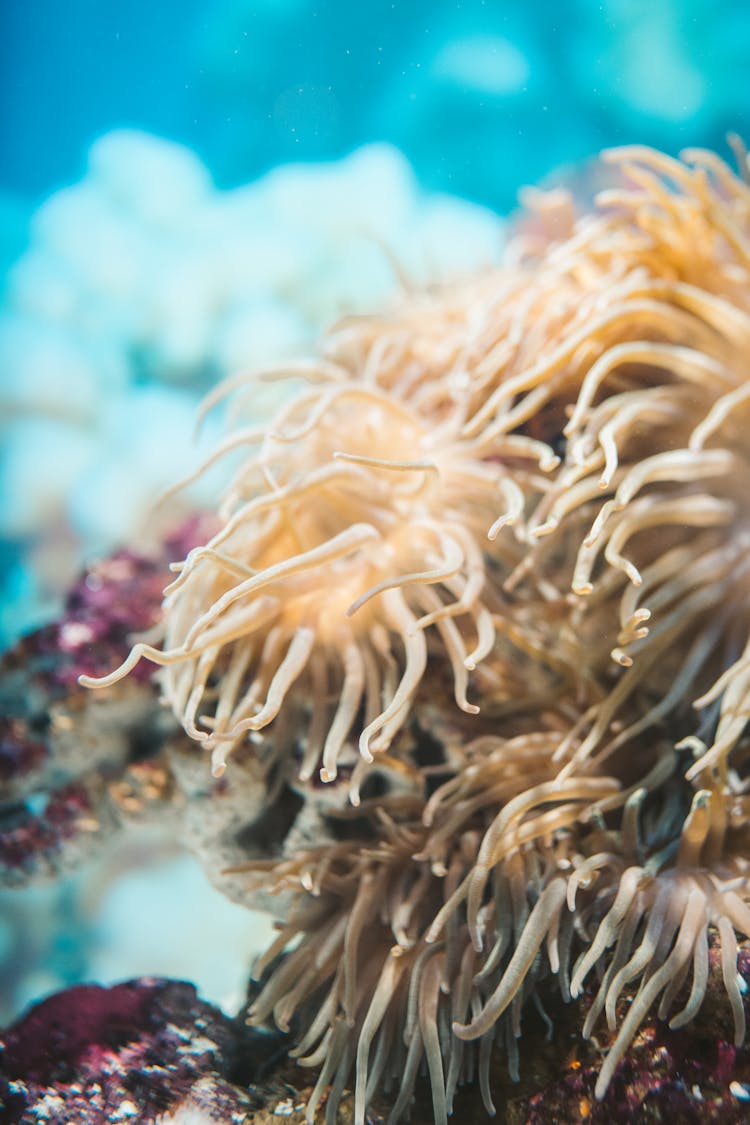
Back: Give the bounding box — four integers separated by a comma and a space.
0, 979, 283, 1125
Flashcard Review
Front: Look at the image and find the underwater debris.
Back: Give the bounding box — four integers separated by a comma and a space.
8, 142, 750, 1121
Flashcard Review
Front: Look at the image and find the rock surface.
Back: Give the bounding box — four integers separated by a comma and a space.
1, 947, 749, 1125
0, 518, 217, 885
0, 978, 284, 1124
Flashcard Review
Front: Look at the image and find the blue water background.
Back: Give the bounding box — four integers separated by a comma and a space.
4, 0, 750, 218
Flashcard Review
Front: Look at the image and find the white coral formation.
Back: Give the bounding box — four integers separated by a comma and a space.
0, 131, 502, 638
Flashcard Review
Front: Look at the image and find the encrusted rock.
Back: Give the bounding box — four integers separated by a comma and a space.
0, 979, 277, 1124
0, 520, 215, 885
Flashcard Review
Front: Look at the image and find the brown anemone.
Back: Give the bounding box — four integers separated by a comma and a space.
81, 142, 750, 1119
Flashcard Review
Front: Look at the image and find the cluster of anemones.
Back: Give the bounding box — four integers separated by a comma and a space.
82, 144, 750, 1122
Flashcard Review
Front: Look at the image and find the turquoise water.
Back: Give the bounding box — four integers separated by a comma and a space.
4, 1, 750, 213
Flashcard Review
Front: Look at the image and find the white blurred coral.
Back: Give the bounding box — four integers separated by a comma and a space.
0, 129, 503, 638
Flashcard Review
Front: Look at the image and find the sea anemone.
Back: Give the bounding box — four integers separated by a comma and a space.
238, 723, 623, 1125
81, 142, 750, 1120
80, 371, 564, 785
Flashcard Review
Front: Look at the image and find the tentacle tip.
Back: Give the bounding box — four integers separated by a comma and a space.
530, 520, 556, 539
594, 1077, 609, 1102
572, 583, 594, 596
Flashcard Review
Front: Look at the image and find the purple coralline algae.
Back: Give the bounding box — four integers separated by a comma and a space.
521, 944, 750, 1125
0, 978, 280, 1124
0, 518, 216, 884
